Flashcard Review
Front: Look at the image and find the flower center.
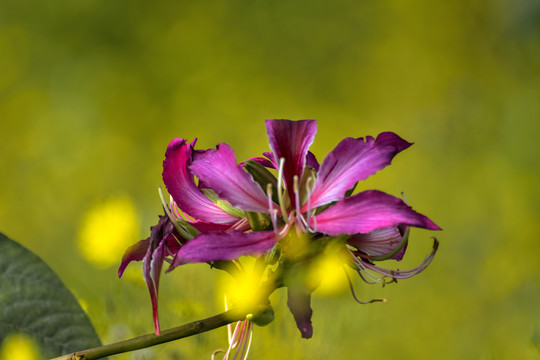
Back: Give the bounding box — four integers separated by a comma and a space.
266, 158, 317, 235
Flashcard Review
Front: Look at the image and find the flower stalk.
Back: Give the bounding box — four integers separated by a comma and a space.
51, 307, 265, 360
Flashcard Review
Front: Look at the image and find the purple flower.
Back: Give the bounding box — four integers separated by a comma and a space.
118, 138, 253, 334
167, 119, 440, 338
119, 119, 440, 344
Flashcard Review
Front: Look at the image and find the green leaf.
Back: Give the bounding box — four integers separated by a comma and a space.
0, 233, 103, 358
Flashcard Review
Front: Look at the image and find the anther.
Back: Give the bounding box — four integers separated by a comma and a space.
401, 192, 409, 205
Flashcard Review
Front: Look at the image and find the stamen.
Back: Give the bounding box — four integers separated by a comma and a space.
293, 175, 308, 232
230, 321, 243, 348
271, 209, 280, 235
343, 266, 387, 304
158, 187, 191, 241
242, 322, 253, 360
347, 248, 391, 285
352, 238, 439, 283
277, 213, 295, 237
266, 183, 274, 214
306, 176, 317, 233
231, 321, 248, 360
214, 297, 253, 360
230, 218, 250, 231
293, 175, 319, 233
276, 158, 289, 224
235, 321, 253, 360
309, 217, 317, 233
401, 192, 409, 205
212, 349, 225, 360
224, 296, 234, 344
267, 184, 279, 233
361, 238, 438, 279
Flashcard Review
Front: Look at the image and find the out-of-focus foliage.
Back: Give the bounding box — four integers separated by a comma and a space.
1, 0, 539, 359
0, 234, 102, 359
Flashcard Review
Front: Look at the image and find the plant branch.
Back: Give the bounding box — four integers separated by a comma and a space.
52, 309, 246, 360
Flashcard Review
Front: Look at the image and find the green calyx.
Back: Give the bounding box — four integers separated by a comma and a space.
201, 188, 245, 218
246, 303, 275, 327
246, 211, 271, 231
243, 160, 279, 203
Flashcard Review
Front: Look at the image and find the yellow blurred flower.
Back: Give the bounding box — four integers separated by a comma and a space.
78, 196, 139, 268
0, 333, 40, 360
220, 261, 266, 311
307, 254, 347, 295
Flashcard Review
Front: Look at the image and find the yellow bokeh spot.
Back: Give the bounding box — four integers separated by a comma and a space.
78, 196, 139, 268
219, 261, 266, 311
0, 333, 40, 360
308, 255, 347, 295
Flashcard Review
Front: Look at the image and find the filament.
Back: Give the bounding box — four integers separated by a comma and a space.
293, 175, 308, 232
267, 184, 280, 234
343, 266, 386, 304
349, 238, 439, 283
276, 158, 289, 224
293, 174, 317, 233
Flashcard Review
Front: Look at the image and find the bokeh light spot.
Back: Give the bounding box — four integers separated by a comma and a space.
0, 333, 39, 360
220, 260, 267, 311
308, 255, 347, 295
78, 196, 139, 268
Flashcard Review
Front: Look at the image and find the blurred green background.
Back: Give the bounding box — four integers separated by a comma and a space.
1, 0, 540, 359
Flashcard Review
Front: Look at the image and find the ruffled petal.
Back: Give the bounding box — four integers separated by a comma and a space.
190, 142, 269, 213
145, 236, 166, 335
265, 119, 317, 206
313, 190, 441, 235
118, 238, 149, 278
118, 215, 183, 277
140, 215, 175, 335
347, 226, 407, 261
162, 138, 239, 224
286, 285, 313, 339
170, 230, 277, 268
310, 132, 412, 208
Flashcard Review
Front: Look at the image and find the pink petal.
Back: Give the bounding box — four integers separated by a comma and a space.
169, 230, 277, 268
265, 119, 317, 207
190, 143, 269, 213
347, 226, 407, 261
118, 238, 149, 278
162, 138, 239, 224
313, 190, 441, 235
310, 132, 412, 208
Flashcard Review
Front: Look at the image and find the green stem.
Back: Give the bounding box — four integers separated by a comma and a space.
51, 309, 245, 360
